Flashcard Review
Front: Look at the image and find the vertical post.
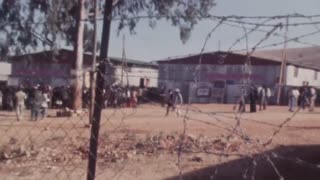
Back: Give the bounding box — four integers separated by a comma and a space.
86, 0, 113, 180
120, 34, 125, 85
277, 16, 289, 105
72, 0, 85, 110
89, 0, 98, 123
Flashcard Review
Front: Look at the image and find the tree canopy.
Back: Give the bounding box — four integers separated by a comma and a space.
0, 0, 216, 58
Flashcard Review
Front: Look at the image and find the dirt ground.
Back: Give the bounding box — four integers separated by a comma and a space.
0, 104, 320, 180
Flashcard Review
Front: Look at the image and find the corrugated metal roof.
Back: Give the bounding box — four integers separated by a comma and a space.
158, 47, 320, 71
9, 49, 158, 68
107, 56, 158, 68
235, 47, 320, 70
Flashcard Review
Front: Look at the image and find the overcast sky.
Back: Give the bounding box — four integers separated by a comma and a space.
104, 0, 320, 61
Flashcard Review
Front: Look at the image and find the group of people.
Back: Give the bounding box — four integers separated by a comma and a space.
0, 85, 51, 121
0, 83, 148, 121
288, 85, 317, 112
106, 85, 144, 108
235, 85, 272, 113
234, 84, 318, 113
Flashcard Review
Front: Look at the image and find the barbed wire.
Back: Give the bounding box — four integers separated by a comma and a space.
2, 13, 320, 30
2, 9, 320, 180
220, 21, 320, 48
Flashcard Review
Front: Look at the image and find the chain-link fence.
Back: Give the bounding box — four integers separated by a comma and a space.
1, 11, 320, 180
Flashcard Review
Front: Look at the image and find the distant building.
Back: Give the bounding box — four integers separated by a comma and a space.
7, 49, 158, 88
157, 47, 320, 105
0, 62, 11, 86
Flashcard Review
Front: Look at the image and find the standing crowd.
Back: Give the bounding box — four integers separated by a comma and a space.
288, 85, 317, 112
234, 84, 317, 113
234, 85, 272, 113
0, 84, 147, 121
0, 85, 50, 121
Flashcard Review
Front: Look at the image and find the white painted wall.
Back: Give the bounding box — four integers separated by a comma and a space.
114, 66, 158, 87
0, 62, 12, 81
286, 65, 320, 87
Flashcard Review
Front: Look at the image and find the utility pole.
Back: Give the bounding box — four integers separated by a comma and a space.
120, 34, 125, 85
277, 16, 289, 105
121, 34, 129, 87
87, 0, 113, 179
89, 0, 98, 124
72, 0, 85, 110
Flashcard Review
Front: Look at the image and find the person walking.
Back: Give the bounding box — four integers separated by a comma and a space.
173, 88, 183, 117
131, 87, 138, 108
309, 86, 317, 112
160, 85, 166, 107
41, 88, 50, 119
30, 86, 45, 121
234, 88, 246, 113
258, 85, 267, 111
249, 85, 258, 113
5, 88, 14, 111
165, 89, 174, 116
299, 85, 309, 110
15, 87, 27, 121
289, 87, 300, 112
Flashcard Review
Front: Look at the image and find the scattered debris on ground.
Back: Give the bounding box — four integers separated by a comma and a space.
0, 132, 243, 166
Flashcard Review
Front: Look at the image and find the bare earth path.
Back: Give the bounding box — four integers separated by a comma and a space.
0, 104, 320, 180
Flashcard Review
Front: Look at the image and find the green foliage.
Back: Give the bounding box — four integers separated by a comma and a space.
0, 0, 216, 57
113, 0, 216, 43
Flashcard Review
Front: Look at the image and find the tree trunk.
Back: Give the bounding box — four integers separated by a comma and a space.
72, 0, 85, 110
89, 0, 98, 123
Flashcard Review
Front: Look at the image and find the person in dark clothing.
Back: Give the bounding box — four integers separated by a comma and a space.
61, 87, 70, 108
258, 85, 268, 111
299, 85, 309, 109
160, 85, 166, 107
249, 85, 258, 113
234, 88, 246, 113
30, 86, 45, 121
165, 89, 174, 116
52, 87, 63, 109
82, 88, 90, 108
5, 88, 14, 111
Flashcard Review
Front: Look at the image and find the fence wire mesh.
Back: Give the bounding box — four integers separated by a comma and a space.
1, 13, 320, 180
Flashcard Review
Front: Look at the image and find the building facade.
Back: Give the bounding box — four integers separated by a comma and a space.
158, 47, 320, 105
0, 62, 12, 86
7, 49, 158, 88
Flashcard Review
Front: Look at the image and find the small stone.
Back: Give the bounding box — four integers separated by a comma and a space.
9, 137, 18, 145
191, 156, 203, 162
187, 134, 197, 141
5, 159, 12, 164
135, 142, 144, 149
127, 153, 133, 159
2, 152, 10, 160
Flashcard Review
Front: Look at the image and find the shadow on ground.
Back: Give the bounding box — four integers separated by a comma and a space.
165, 145, 320, 180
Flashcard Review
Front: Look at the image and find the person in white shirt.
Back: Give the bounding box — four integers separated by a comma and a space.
173, 88, 183, 117
309, 87, 317, 112
15, 87, 27, 121
289, 87, 300, 112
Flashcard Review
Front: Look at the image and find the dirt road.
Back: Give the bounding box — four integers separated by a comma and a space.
1, 104, 320, 180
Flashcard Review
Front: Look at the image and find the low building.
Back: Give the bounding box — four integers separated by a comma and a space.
8, 49, 158, 88
100, 57, 158, 88
0, 62, 12, 86
157, 47, 320, 104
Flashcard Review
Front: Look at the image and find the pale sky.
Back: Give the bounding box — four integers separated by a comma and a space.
105, 0, 320, 61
